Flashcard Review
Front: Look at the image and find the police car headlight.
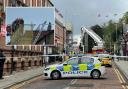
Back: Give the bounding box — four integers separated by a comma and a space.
45, 67, 50, 71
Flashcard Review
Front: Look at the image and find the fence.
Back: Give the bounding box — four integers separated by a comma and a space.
1, 54, 68, 76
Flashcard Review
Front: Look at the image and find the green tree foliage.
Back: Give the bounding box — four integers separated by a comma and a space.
102, 19, 123, 51
122, 12, 128, 24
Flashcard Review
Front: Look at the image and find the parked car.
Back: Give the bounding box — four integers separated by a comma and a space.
97, 54, 112, 67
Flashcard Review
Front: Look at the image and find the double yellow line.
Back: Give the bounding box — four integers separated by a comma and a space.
114, 68, 128, 89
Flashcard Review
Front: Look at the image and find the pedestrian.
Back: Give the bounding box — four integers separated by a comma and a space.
0, 49, 6, 79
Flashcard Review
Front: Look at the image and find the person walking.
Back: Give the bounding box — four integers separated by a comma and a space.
0, 49, 6, 79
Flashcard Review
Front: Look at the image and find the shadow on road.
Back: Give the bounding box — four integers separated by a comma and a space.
44, 77, 107, 80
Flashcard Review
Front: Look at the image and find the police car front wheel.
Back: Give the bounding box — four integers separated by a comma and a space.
51, 70, 61, 79
91, 70, 101, 79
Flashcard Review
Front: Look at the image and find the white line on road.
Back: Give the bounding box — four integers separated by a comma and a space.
63, 79, 77, 89
71, 79, 77, 84
63, 87, 70, 89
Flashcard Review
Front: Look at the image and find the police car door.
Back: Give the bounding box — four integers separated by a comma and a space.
62, 58, 79, 77
79, 57, 94, 77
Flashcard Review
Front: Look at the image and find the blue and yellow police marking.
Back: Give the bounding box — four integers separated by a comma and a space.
63, 65, 72, 71
50, 63, 101, 73
63, 71, 88, 75
94, 63, 101, 69
79, 64, 87, 70
50, 67, 56, 70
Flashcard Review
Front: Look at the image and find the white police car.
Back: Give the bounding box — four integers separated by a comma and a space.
44, 57, 106, 79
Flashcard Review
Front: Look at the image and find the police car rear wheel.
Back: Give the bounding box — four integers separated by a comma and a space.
51, 71, 60, 79
91, 70, 100, 79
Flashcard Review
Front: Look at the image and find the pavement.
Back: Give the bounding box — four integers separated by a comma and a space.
0, 67, 44, 89
114, 58, 128, 81
0, 59, 128, 89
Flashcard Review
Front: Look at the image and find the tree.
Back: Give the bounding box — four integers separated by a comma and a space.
102, 19, 123, 52
122, 12, 128, 24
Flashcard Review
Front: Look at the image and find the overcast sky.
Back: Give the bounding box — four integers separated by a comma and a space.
52, 0, 128, 42
6, 7, 55, 28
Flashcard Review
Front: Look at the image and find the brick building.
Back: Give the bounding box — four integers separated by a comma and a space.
55, 8, 66, 53
65, 22, 73, 53
3, 0, 53, 8
0, 0, 6, 48
0, 0, 54, 75
0, 0, 68, 75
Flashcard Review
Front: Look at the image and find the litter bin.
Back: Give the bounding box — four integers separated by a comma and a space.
0, 50, 5, 79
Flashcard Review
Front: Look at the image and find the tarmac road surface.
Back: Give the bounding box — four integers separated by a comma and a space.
13, 67, 127, 89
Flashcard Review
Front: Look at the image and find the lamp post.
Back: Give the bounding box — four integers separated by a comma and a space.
115, 23, 118, 54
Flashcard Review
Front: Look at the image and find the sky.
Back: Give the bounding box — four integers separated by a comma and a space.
6, 7, 55, 44
6, 7, 55, 29
52, 0, 128, 43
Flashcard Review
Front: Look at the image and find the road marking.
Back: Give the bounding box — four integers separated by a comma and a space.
116, 68, 128, 89
114, 68, 123, 83
10, 76, 42, 89
71, 79, 77, 84
63, 87, 70, 89
122, 85, 126, 89
63, 79, 77, 89
116, 69, 126, 83
114, 68, 126, 89
126, 86, 128, 89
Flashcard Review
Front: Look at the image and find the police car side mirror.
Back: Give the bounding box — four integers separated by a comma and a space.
63, 63, 67, 66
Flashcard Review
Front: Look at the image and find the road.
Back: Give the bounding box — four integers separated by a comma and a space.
13, 67, 127, 89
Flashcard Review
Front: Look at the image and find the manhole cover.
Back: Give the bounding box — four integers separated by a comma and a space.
70, 84, 94, 87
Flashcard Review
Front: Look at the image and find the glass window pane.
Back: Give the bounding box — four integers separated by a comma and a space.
81, 57, 94, 64
67, 58, 78, 65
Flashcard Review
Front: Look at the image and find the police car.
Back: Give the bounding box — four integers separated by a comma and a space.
44, 56, 106, 79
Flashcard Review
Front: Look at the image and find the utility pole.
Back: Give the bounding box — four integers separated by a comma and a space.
115, 23, 118, 54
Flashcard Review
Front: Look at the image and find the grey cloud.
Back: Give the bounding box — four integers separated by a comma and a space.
52, 0, 128, 35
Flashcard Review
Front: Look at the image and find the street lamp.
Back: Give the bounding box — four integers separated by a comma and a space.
115, 23, 118, 54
